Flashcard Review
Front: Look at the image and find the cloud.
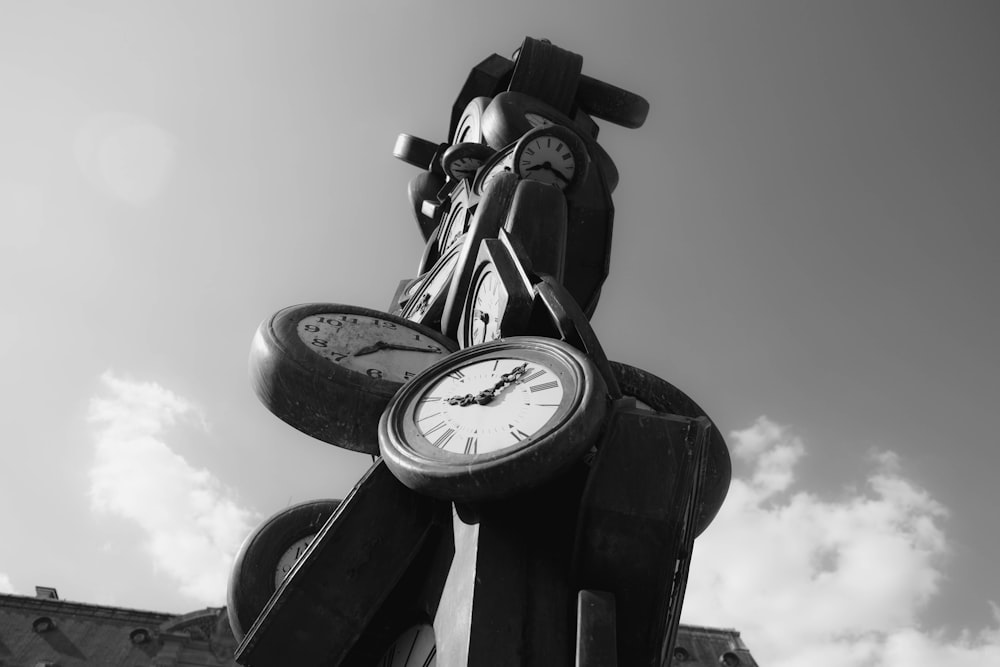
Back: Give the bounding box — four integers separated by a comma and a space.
682, 416, 1000, 666
0, 572, 14, 594
88, 371, 259, 605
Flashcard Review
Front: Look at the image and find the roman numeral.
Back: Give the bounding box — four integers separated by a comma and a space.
510, 427, 530, 441
463, 437, 477, 455
529, 380, 558, 393
448, 369, 465, 380
520, 369, 545, 384
432, 428, 455, 449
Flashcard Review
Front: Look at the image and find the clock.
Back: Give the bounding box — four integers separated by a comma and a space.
470, 140, 516, 196
227, 499, 341, 641
513, 124, 590, 194
378, 336, 609, 502
435, 179, 478, 254
452, 95, 491, 145
457, 233, 535, 349
440, 142, 495, 181
440, 171, 520, 339
480, 91, 619, 192
400, 238, 466, 330
609, 360, 732, 536
249, 304, 457, 453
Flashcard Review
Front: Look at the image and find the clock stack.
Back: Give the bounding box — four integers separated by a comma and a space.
231, 37, 731, 667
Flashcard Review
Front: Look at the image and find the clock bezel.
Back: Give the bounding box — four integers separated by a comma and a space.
379, 336, 609, 502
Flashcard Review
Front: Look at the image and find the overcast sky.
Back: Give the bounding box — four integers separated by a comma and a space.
1, 2, 998, 665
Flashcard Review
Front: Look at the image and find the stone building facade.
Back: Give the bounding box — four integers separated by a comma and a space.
0, 588, 756, 666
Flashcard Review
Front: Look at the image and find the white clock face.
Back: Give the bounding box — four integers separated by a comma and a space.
375, 624, 436, 667
274, 535, 313, 587
296, 314, 448, 383
438, 199, 470, 252
412, 357, 564, 455
469, 269, 502, 345
404, 248, 462, 321
517, 134, 576, 189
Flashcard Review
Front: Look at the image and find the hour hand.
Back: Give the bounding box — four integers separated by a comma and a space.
353, 341, 388, 357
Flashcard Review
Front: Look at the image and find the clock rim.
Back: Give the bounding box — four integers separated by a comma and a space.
379, 336, 609, 502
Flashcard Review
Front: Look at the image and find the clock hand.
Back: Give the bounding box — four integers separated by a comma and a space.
446, 364, 528, 406
352, 341, 388, 357
381, 343, 443, 353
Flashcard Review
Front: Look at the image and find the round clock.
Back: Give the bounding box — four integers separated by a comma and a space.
513, 124, 590, 194
435, 179, 477, 254
400, 238, 466, 330
470, 142, 516, 197
480, 91, 619, 192
609, 360, 732, 536
440, 142, 495, 181
440, 171, 519, 339
379, 336, 609, 502
452, 95, 491, 145
458, 235, 534, 349
227, 499, 341, 641
250, 304, 458, 453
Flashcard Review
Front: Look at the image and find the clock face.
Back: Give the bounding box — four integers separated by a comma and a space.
274, 535, 313, 587
513, 125, 588, 192
401, 240, 464, 325
441, 142, 495, 181
379, 337, 609, 501
467, 268, 503, 346
436, 182, 476, 253
413, 356, 565, 456
472, 144, 515, 195
297, 313, 449, 383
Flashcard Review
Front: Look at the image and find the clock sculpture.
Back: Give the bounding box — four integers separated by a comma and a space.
229, 37, 731, 667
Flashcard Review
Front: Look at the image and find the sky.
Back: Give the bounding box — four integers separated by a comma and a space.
1, 2, 998, 665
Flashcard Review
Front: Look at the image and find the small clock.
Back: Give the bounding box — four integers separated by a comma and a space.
441, 142, 495, 181
250, 304, 457, 453
458, 233, 535, 349
470, 141, 516, 196
441, 172, 520, 339
379, 336, 609, 502
227, 499, 340, 641
436, 179, 478, 254
481, 91, 619, 192
452, 95, 491, 145
400, 237, 466, 330
513, 124, 590, 194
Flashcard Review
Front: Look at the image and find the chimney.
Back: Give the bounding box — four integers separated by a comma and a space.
35, 586, 59, 600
